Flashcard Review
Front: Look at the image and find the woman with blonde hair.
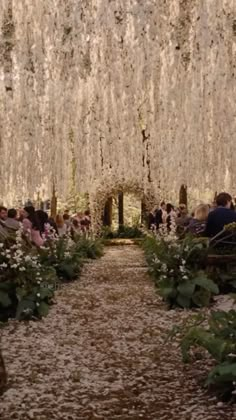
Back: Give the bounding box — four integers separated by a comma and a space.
56, 214, 67, 237
188, 204, 209, 236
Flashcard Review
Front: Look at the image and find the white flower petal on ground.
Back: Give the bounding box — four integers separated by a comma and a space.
0, 246, 234, 420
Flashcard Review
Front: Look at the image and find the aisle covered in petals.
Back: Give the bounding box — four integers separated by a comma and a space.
0, 246, 234, 420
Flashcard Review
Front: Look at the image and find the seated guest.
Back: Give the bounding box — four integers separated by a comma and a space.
148, 209, 156, 230
176, 204, 191, 231
36, 210, 49, 235
188, 204, 209, 236
205, 192, 236, 237
5, 208, 20, 231
48, 217, 59, 235
0, 220, 8, 241
0, 206, 7, 222
18, 208, 25, 222
56, 214, 67, 237
22, 206, 44, 247
82, 210, 91, 231
71, 218, 81, 239
155, 202, 166, 229
63, 213, 71, 229
166, 203, 176, 231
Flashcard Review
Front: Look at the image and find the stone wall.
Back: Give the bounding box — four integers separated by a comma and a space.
0, 0, 236, 208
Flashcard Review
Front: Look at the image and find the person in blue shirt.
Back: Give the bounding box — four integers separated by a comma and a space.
205, 192, 236, 237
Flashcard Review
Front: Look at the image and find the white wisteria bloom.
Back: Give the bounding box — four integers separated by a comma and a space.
0, 262, 8, 268
11, 264, 18, 269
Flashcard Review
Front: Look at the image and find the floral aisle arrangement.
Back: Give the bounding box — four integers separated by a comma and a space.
0, 226, 103, 321
101, 225, 145, 240
39, 231, 103, 281
181, 308, 236, 400
73, 234, 104, 260
143, 223, 219, 308
39, 232, 82, 282
168, 306, 236, 401
0, 227, 57, 320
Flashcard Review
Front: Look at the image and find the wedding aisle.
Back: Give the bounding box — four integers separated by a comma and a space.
0, 246, 234, 420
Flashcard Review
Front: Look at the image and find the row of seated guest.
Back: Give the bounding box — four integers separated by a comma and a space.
150, 192, 236, 237
187, 193, 236, 237
55, 211, 91, 237
150, 202, 190, 231
0, 205, 91, 246
187, 204, 209, 236
0, 208, 20, 241
0, 206, 47, 246
205, 193, 236, 237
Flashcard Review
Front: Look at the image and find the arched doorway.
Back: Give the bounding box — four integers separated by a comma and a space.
103, 192, 146, 228
90, 179, 157, 230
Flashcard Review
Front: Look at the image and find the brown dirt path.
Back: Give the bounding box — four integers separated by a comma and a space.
0, 246, 235, 420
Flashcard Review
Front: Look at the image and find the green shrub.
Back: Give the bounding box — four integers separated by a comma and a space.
143, 233, 218, 308
116, 225, 144, 239
0, 229, 103, 321
39, 235, 82, 281
101, 225, 144, 239
0, 229, 57, 320
100, 226, 114, 239
181, 309, 236, 400
74, 235, 104, 259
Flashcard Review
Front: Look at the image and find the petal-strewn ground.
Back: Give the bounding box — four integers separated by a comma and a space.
0, 245, 235, 420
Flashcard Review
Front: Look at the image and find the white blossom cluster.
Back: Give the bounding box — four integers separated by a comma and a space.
151, 220, 192, 282
155, 217, 178, 243
0, 225, 42, 273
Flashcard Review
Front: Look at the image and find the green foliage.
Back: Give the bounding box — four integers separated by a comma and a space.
39, 236, 82, 281
180, 309, 236, 399
207, 266, 236, 294
0, 237, 57, 321
39, 235, 103, 280
74, 236, 104, 259
116, 225, 144, 239
143, 234, 218, 308
101, 225, 144, 239
0, 229, 103, 321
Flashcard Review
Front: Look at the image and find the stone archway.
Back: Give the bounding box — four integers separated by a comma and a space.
90, 178, 157, 230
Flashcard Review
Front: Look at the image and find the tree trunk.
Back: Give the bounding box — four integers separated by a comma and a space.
118, 192, 124, 227
103, 197, 113, 226
179, 184, 188, 207
50, 183, 57, 220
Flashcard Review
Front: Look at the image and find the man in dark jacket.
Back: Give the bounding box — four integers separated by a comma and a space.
5, 208, 20, 231
155, 201, 166, 229
0, 206, 7, 222
205, 192, 236, 237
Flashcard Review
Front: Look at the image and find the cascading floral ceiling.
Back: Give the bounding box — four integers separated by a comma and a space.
0, 0, 235, 209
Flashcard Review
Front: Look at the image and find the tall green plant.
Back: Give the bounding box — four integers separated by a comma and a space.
181, 309, 236, 400
143, 231, 218, 308
0, 229, 57, 320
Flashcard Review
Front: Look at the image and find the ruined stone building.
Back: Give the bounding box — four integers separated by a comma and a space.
0, 1, 236, 219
